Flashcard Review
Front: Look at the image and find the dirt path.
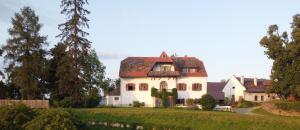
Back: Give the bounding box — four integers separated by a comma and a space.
233, 106, 260, 115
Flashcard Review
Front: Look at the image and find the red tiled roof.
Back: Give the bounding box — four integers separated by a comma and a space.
236, 77, 271, 93
119, 52, 207, 78
207, 82, 226, 100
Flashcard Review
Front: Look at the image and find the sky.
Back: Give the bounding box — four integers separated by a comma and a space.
0, 0, 300, 82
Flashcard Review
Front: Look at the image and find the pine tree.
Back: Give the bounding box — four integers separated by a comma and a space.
56, 0, 91, 107
2, 7, 48, 99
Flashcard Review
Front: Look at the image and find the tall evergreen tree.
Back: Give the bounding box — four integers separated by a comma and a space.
2, 7, 48, 99
260, 14, 300, 99
56, 0, 91, 107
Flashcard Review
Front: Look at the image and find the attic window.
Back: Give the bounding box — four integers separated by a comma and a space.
162, 54, 167, 59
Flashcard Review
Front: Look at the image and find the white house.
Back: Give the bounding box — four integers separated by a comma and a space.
106, 52, 208, 107
222, 75, 277, 102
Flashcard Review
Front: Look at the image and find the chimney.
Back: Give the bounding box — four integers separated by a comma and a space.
240, 76, 244, 85
254, 77, 257, 87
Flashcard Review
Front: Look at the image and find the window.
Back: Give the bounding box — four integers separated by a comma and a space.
182, 68, 189, 73
261, 96, 264, 101
139, 83, 148, 91
177, 83, 187, 91
160, 81, 168, 90
126, 83, 135, 91
182, 68, 197, 73
254, 95, 258, 101
161, 66, 171, 71
114, 97, 119, 101
192, 83, 202, 91
189, 68, 197, 73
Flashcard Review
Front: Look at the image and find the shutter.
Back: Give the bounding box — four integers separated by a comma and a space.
133, 84, 136, 90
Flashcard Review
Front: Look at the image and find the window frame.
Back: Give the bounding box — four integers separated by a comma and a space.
192, 83, 202, 91
177, 83, 187, 91
139, 83, 149, 91
254, 95, 258, 101
114, 97, 119, 101
126, 83, 136, 91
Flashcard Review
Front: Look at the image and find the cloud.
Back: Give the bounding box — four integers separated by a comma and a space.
97, 51, 127, 60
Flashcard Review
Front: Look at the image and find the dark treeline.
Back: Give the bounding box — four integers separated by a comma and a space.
0, 0, 117, 108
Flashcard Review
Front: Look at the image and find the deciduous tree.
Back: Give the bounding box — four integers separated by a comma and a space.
260, 14, 300, 99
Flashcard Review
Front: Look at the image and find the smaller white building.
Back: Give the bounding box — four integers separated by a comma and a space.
222, 75, 277, 102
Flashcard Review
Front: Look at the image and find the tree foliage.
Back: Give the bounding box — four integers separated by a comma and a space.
55, 0, 94, 107
2, 7, 48, 99
260, 14, 300, 99
0, 82, 20, 99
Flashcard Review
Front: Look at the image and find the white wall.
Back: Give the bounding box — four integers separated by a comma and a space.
106, 96, 121, 106
244, 92, 277, 102
120, 77, 177, 107
107, 76, 207, 107
222, 76, 245, 102
176, 77, 207, 99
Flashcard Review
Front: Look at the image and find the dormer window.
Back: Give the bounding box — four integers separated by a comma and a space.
182, 68, 197, 73
182, 68, 189, 73
162, 66, 171, 71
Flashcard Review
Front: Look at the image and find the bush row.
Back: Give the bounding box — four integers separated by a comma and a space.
0, 104, 84, 130
275, 101, 300, 112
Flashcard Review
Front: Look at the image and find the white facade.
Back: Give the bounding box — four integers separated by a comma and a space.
106, 52, 209, 107
117, 77, 207, 107
223, 75, 277, 102
244, 92, 277, 102
222, 76, 245, 102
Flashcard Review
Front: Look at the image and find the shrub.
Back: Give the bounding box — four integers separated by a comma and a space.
186, 98, 195, 106
151, 88, 159, 97
25, 109, 82, 130
275, 101, 300, 112
52, 97, 72, 108
0, 104, 36, 130
171, 88, 178, 106
132, 101, 145, 107
238, 100, 255, 108
84, 88, 101, 108
161, 89, 168, 108
133, 101, 141, 107
194, 98, 201, 105
224, 97, 231, 106
199, 94, 216, 111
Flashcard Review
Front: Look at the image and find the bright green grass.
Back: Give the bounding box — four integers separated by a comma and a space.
71, 108, 300, 130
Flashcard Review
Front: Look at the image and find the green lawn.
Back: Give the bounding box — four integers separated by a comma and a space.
70, 108, 300, 130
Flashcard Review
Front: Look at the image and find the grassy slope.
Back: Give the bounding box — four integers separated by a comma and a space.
72, 108, 300, 130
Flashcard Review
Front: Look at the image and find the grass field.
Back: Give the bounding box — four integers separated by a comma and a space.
71, 108, 300, 130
